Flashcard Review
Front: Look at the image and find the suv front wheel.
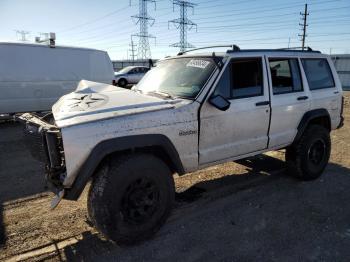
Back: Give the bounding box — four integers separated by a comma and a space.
286, 125, 331, 180
88, 153, 175, 245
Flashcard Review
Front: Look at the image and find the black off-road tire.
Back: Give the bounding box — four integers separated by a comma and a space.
286, 125, 331, 180
88, 153, 175, 245
118, 78, 127, 88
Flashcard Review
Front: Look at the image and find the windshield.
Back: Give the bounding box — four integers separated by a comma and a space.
117, 66, 133, 74
135, 57, 218, 99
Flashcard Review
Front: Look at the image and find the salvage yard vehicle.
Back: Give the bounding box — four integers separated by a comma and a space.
0, 42, 114, 116
113, 66, 150, 88
19, 45, 344, 245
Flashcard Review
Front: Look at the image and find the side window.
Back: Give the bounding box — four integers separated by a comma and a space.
214, 58, 263, 99
269, 58, 303, 94
230, 58, 263, 99
301, 59, 335, 90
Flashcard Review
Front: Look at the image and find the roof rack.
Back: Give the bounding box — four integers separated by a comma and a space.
177, 45, 321, 55
177, 44, 240, 55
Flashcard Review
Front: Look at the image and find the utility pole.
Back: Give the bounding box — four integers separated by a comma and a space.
131, 0, 156, 60
169, 0, 197, 53
129, 40, 137, 62
299, 4, 309, 50
15, 30, 30, 42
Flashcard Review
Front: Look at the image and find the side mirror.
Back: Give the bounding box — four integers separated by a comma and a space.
209, 95, 231, 111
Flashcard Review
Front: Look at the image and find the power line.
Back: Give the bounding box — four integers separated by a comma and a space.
168, 0, 197, 52
58, 5, 131, 34
131, 0, 157, 59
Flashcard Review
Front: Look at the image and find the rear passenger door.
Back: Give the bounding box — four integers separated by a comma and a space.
267, 56, 310, 148
199, 56, 270, 165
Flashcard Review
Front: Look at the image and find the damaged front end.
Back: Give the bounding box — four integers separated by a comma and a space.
17, 113, 66, 201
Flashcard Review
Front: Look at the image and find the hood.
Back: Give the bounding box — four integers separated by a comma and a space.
52, 80, 186, 128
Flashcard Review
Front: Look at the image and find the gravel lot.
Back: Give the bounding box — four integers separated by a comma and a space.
0, 92, 349, 262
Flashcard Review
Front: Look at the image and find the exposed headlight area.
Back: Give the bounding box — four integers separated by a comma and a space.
18, 113, 66, 193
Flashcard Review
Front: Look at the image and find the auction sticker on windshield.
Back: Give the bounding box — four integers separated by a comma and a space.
186, 59, 211, 69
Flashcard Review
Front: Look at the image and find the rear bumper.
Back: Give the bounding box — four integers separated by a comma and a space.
17, 113, 66, 194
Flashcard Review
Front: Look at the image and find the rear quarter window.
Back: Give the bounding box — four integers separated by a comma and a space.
301, 58, 335, 90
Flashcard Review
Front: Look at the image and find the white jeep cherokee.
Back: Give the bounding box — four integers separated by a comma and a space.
20, 46, 344, 245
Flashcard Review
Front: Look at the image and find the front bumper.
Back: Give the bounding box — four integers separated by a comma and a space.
17, 113, 66, 194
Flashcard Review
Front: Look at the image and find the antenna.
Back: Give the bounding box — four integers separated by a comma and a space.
168, 0, 197, 53
131, 0, 157, 59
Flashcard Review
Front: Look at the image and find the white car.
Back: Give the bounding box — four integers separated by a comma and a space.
0, 42, 114, 116
20, 46, 344, 245
114, 66, 150, 87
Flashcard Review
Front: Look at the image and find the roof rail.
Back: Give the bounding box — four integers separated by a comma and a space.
227, 47, 321, 54
277, 46, 314, 51
177, 44, 240, 55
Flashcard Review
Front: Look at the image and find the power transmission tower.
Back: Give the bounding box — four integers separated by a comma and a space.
169, 0, 197, 53
131, 0, 156, 60
299, 4, 309, 50
129, 40, 137, 62
15, 30, 30, 42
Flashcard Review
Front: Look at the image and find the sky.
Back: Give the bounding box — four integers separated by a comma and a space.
0, 0, 349, 60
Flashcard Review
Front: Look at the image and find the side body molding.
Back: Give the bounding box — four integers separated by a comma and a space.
64, 134, 184, 200
294, 108, 331, 143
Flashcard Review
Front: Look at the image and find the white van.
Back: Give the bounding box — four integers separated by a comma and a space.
0, 42, 115, 115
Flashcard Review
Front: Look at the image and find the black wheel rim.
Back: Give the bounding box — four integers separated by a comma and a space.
121, 177, 160, 225
308, 139, 326, 165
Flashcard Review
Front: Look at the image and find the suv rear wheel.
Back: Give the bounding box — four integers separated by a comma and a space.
88, 153, 175, 245
286, 125, 331, 180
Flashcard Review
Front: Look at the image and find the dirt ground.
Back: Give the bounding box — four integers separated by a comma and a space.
0, 93, 349, 262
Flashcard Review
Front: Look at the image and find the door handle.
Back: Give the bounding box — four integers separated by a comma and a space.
297, 96, 309, 101
255, 101, 270, 106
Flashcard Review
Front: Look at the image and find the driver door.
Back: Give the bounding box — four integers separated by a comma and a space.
199, 56, 270, 165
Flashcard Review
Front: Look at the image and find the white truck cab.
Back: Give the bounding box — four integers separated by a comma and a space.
19, 46, 344, 245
